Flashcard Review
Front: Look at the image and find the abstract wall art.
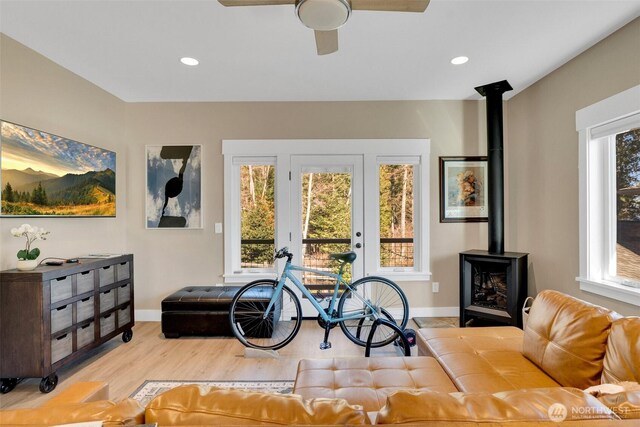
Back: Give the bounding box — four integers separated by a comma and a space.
146, 145, 202, 229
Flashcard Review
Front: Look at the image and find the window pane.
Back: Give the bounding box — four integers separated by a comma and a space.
616, 128, 640, 282
240, 165, 275, 269
379, 165, 414, 268
301, 171, 352, 289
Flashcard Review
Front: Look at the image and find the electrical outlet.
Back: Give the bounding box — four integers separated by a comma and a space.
432, 282, 440, 293
215, 223, 223, 234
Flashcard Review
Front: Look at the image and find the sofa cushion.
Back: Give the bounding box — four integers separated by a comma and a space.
144, 385, 370, 425
601, 317, 640, 383
417, 326, 560, 392
0, 399, 144, 426
377, 387, 618, 424
523, 290, 620, 389
293, 357, 457, 412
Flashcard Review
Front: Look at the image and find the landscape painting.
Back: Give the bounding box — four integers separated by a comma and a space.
0, 120, 116, 217
146, 145, 202, 229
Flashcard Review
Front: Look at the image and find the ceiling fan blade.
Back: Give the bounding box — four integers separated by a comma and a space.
218, 0, 295, 6
315, 30, 338, 55
351, 0, 430, 13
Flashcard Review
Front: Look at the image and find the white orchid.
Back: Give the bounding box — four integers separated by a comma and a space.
11, 223, 50, 260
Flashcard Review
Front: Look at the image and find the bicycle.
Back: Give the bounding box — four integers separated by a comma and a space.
228, 247, 409, 351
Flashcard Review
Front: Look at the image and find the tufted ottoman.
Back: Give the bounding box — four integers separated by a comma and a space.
293, 357, 458, 412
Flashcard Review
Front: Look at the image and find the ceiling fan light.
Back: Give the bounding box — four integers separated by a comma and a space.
296, 0, 351, 31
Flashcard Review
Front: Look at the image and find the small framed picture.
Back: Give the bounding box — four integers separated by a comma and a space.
439, 156, 488, 223
145, 145, 202, 229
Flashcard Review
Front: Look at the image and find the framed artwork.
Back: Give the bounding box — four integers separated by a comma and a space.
1, 120, 116, 217
146, 145, 202, 229
439, 156, 488, 223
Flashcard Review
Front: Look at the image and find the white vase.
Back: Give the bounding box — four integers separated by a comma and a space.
16, 259, 38, 271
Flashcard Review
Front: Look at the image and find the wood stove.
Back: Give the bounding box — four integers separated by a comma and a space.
460, 250, 527, 327
459, 80, 529, 328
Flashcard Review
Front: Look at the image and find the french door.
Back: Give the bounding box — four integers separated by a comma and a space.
290, 155, 364, 316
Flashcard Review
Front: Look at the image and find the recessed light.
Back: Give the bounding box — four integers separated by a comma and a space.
180, 57, 199, 66
451, 56, 469, 65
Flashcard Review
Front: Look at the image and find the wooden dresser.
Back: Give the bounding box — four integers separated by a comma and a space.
0, 254, 134, 394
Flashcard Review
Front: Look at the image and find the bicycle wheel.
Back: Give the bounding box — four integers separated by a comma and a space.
338, 276, 409, 347
229, 280, 302, 350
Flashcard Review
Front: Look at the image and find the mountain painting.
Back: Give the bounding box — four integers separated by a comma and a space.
0, 121, 116, 217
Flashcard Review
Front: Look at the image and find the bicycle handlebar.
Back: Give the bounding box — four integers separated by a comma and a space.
274, 247, 293, 262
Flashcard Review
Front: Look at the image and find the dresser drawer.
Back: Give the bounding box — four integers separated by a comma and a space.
76, 270, 95, 294
99, 289, 115, 312
117, 283, 131, 304
51, 333, 72, 364
116, 262, 130, 281
77, 322, 95, 349
98, 265, 115, 287
77, 296, 94, 323
100, 313, 116, 337
50, 304, 72, 334
51, 276, 72, 303
117, 304, 131, 327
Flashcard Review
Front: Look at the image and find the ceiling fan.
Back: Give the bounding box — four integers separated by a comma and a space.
218, 0, 430, 55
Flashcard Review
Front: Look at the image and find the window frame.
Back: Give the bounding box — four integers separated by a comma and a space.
223, 140, 431, 283
576, 85, 640, 306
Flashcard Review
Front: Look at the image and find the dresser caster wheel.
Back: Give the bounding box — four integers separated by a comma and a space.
1, 378, 18, 394
122, 329, 133, 343
39, 373, 58, 393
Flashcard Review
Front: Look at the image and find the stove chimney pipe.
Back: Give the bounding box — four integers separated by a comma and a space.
475, 80, 512, 255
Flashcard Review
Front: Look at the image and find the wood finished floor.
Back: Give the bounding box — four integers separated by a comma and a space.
0, 318, 440, 409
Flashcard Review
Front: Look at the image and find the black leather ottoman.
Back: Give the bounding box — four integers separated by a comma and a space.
161, 286, 278, 339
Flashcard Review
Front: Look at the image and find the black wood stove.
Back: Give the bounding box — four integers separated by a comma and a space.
460, 80, 528, 328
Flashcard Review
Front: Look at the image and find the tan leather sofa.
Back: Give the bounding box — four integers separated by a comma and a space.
1, 290, 638, 426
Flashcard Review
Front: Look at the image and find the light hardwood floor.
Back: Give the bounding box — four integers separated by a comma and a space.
0, 319, 424, 410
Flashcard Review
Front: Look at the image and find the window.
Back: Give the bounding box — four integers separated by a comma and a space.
224, 157, 277, 278
378, 162, 415, 269
576, 85, 640, 306
223, 140, 430, 283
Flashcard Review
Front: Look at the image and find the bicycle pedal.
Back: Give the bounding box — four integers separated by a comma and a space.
319, 342, 332, 350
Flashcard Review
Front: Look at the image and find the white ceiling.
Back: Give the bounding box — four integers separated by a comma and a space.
0, 0, 638, 102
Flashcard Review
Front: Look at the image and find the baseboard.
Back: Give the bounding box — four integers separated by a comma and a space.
135, 309, 161, 321
409, 307, 459, 317
135, 307, 459, 323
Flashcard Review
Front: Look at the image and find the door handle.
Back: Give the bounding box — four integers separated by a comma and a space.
355, 243, 362, 249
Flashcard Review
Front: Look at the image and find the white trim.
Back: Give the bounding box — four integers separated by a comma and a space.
223, 139, 428, 156
577, 277, 640, 306
409, 307, 459, 318
576, 85, 640, 131
367, 272, 432, 281
576, 84, 640, 307
135, 309, 161, 322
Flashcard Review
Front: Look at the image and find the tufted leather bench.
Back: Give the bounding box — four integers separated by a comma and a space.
161, 286, 278, 339
293, 357, 458, 412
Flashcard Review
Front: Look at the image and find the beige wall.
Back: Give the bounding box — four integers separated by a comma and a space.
125, 101, 487, 311
3, 16, 638, 316
0, 35, 127, 270
505, 17, 640, 316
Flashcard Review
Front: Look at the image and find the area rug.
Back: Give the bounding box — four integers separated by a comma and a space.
412, 317, 458, 329
130, 380, 294, 406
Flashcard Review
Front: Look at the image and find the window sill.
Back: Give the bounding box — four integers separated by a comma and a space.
576, 277, 640, 307
224, 272, 277, 284
366, 271, 432, 282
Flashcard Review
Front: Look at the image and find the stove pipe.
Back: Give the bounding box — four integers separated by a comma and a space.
475, 80, 512, 254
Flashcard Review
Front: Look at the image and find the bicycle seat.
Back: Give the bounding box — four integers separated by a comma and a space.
329, 251, 357, 264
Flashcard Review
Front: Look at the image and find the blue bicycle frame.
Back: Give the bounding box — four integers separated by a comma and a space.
262, 259, 377, 323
